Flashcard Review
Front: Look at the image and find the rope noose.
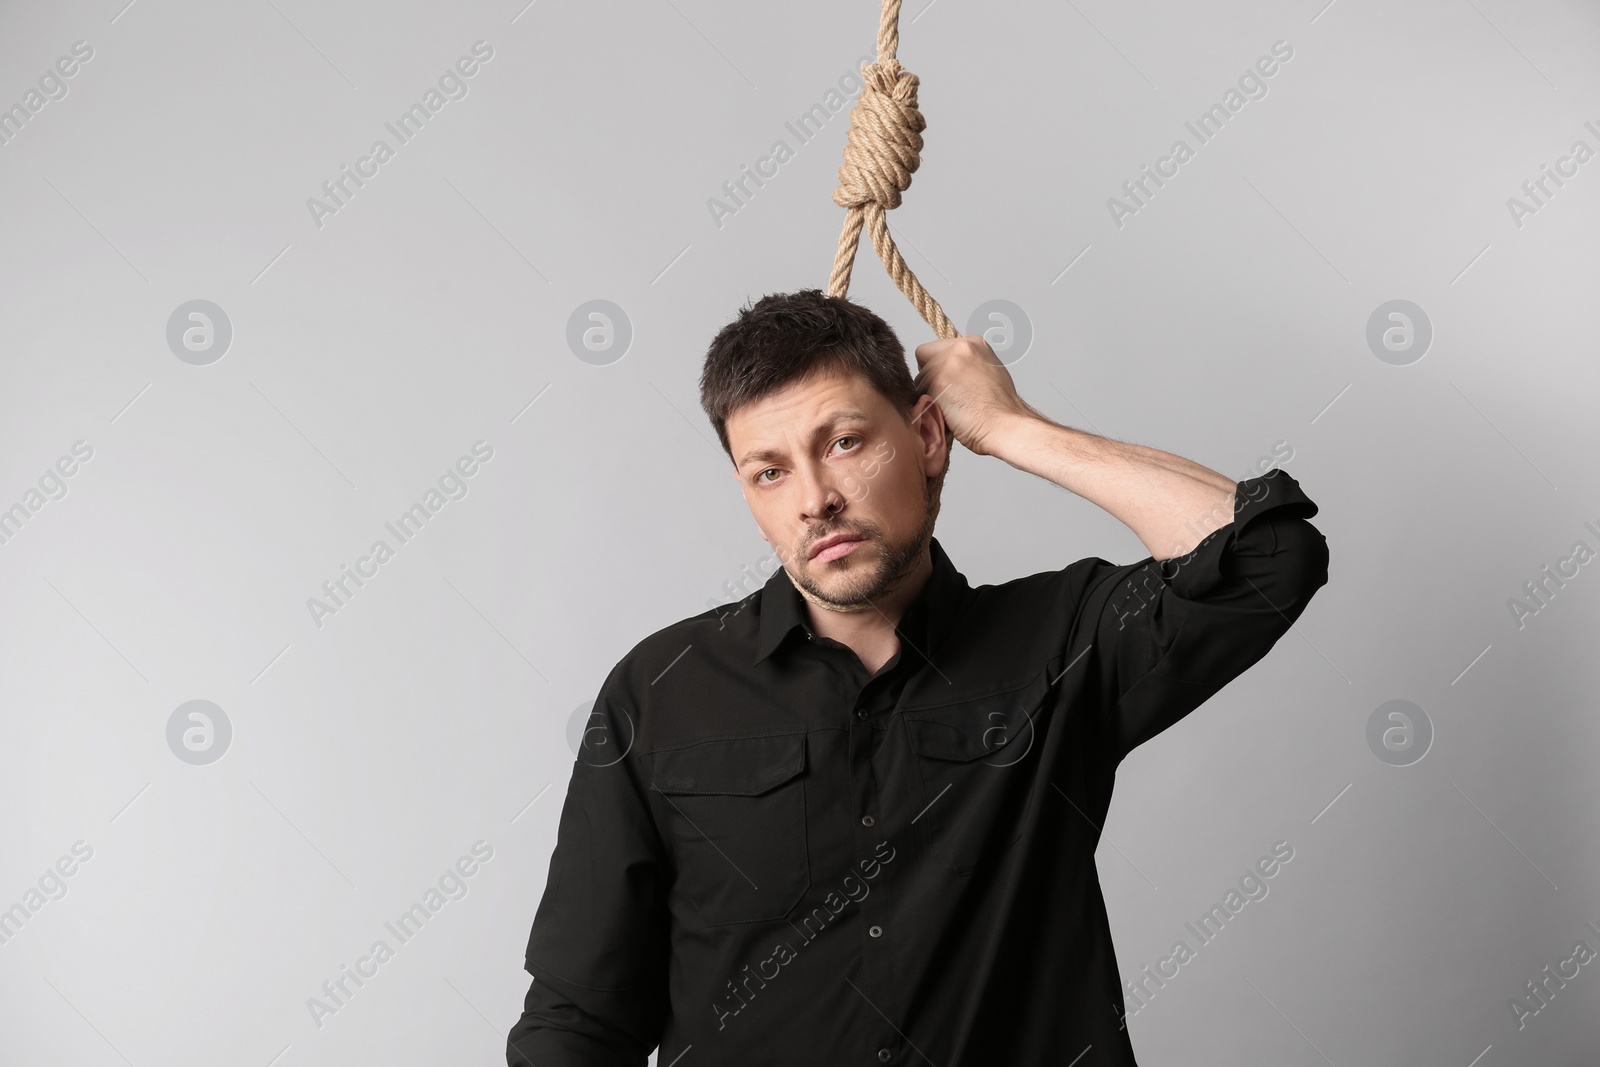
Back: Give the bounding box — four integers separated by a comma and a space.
827, 0, 958, 340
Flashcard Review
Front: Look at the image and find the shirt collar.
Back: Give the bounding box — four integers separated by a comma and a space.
753, 535, 967, 666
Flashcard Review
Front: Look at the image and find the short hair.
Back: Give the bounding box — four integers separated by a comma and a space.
699, 289, 918, 463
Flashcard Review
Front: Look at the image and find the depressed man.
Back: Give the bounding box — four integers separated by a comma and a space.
507, 289, 1330, 1065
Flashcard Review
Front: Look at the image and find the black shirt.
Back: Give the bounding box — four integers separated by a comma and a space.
508, 468, 1329, 1066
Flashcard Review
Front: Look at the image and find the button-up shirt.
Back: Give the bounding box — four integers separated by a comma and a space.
508, 468, 1329, 1066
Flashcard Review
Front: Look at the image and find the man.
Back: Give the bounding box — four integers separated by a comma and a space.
508, 289, 1329, 1065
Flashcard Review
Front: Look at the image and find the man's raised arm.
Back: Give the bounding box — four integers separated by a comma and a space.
912, 336, 1330, 759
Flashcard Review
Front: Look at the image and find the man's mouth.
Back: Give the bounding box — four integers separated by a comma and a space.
809, 533, 869, 562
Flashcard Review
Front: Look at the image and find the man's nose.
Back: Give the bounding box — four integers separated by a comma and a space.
797, 464, 844, 523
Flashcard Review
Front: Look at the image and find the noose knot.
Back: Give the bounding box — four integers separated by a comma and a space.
832, 60, 927, 213
825, 0, 957, 341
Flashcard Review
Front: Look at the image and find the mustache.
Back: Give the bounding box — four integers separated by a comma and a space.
802, 524, 875, 555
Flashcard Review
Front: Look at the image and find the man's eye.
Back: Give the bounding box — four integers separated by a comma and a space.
757, 469, 780, 483
834, 435, 861, 453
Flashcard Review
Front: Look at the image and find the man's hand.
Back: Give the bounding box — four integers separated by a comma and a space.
912, 335, 1034, 457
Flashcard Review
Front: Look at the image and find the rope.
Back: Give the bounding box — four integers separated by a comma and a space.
827, 0, 957, 340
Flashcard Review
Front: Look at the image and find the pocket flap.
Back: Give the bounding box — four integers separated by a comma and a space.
651, 733, 806, 796
905, 675, 1047, 762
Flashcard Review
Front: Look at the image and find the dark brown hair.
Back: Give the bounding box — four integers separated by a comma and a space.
699, 289, 918, 463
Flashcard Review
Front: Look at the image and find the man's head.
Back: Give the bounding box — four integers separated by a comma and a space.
699, 289, 950, 614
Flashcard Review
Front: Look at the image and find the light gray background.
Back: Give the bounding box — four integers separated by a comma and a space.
2, 0, 1597, 1064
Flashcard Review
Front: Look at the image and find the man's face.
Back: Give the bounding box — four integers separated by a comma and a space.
726, 365, 947, 612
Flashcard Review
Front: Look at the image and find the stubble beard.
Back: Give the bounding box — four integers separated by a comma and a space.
790, 476, 938, 614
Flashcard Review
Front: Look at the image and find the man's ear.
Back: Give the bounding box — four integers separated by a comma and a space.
909, 395, 950, 477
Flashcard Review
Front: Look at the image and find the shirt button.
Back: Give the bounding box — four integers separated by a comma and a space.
877, 1050, 892, 1062
855, 708, 868, 720
869, 924, 883, 937
861, 815, 875, 827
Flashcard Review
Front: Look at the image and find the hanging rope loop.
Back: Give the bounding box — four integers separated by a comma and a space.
827, 0, 958, 340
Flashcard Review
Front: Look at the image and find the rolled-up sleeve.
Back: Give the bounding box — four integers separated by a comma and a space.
1068, 467, 1330, 760
507, 685, 670, 1066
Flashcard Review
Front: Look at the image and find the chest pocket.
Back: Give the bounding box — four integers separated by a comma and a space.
650, 732, 810, 926
904, 669, 1051, 875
